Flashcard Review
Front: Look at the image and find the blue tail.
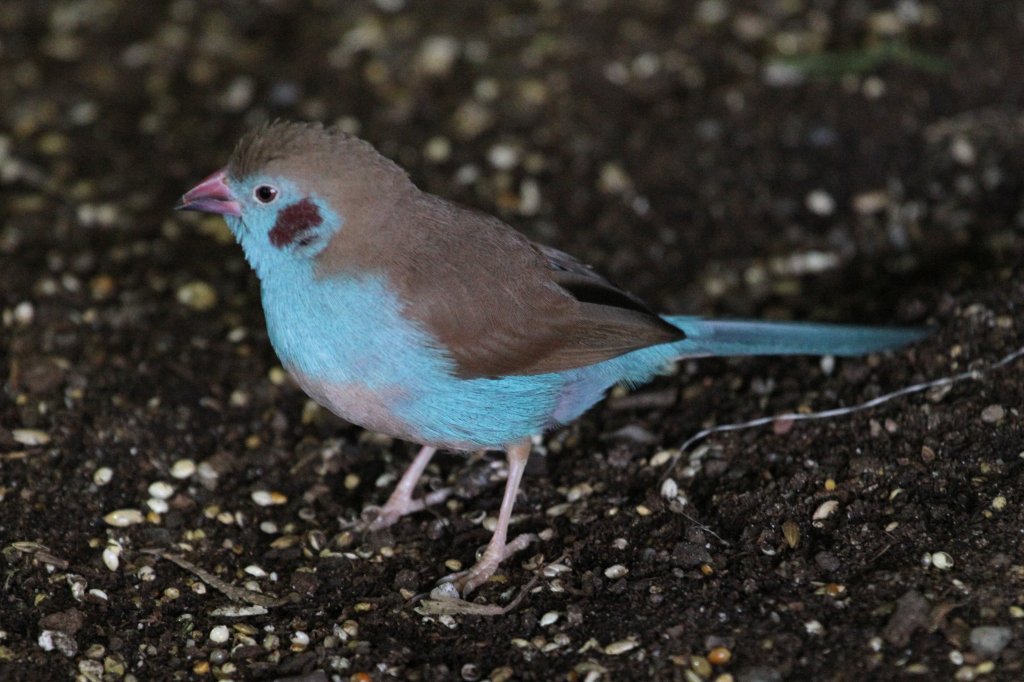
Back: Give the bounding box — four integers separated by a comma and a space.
665, 316, 928, 357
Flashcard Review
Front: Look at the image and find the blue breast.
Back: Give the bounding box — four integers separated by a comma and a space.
257, 258, 683, 449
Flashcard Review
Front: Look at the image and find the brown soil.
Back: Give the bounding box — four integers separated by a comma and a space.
2, 1, 1023, 680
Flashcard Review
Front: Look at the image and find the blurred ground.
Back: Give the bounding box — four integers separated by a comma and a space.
2, 1, 1023, 680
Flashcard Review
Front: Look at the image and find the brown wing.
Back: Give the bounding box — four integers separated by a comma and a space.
261, 122, 683, 379
382, 195, 683, 378
314, 186, 683, 379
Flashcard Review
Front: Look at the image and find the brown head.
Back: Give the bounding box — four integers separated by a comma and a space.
227, 121, 413, 198
176, 121, 416, 277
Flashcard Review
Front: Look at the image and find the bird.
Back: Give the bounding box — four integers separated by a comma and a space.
176, 121, 926, 595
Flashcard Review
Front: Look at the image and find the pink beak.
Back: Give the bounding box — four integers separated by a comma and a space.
175, 168, 241, 217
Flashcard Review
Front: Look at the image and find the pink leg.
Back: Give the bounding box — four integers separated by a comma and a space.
441, 439, 537, 595
363, 445, 451, 531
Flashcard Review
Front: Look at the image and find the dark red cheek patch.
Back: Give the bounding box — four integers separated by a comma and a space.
269, 198, 323, 248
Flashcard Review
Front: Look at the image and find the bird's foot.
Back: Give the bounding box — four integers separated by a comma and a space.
438, 532, 537, 595
354, 486, 453, 532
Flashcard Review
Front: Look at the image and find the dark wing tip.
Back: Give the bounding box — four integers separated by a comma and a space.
536, 243, 685, 342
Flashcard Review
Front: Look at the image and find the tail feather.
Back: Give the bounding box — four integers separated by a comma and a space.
665, 316, 928, 357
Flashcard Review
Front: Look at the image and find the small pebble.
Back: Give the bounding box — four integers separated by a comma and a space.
969, 625, 1013, 658
76, 203, 119, 227
147, 481, 174, 500
424, 136, 451, 163
92, 467, 113, 486
805, 189, 836, 216
604, 564, 628, 579
981, 405, 1005, 424
103, 509, 144, 527
950, 136, 977, 166
632, 52, 660, 78
416, 35, 460, 77
429, 582, 461, 600
220, 76, 255, 112
819, 355, 835, 375
209, 625, 230, 644
197, 461, 219, 486
546, 502, 570, 517
862, 76, 886, 99
176, 281, 217, 311
170, 459, 196, 479
251, 490, 287, 506
102, 546, 119, 571
487, 144, 519, 171
660, 478, 679, 499
603, 638, 638, 655
12, 429, 50, 446
38, 630, 77, 657
707, 646, 732, 665
540, 611, 560, 627
542, 562, 571, 577
211, 605, 267, 617
852, 190, 889, 214
78, 660, 102, 678
566, 483, 592, 502
650, 450, 675, 467
824, 582, 846, 597
804, 620, 825, 635
681, 657, 708, 678
782, 520, 800, 548
518, 179, 541, 215
13, 301, 35, 325
931, 551, 954, 570
598, 163, 632, 194
812, 499, 839, 522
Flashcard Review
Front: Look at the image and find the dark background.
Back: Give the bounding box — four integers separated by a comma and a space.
1, 1, 1022, 679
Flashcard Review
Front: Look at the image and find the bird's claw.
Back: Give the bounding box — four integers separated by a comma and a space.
438, 532, 537, 595
347, 487, 453, 532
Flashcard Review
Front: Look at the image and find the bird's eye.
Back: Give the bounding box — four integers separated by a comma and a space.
253, 185, 279, 204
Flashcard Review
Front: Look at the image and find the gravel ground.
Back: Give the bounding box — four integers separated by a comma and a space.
2, 1, 1023, 680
